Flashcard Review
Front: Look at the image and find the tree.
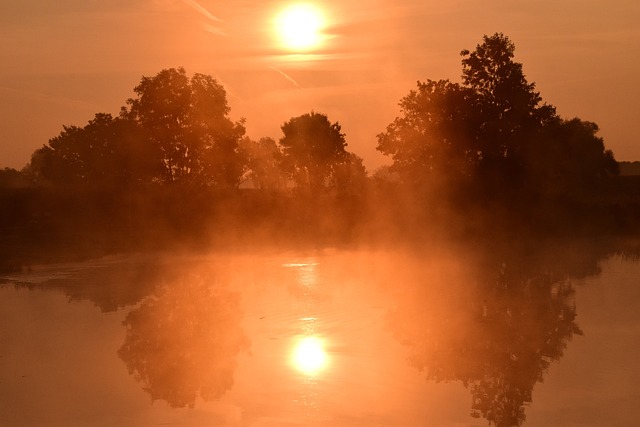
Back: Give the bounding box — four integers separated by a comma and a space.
376, 79, 478, 187
0, 167, 28, 188
279, 111, 348, 193
329, 152, 368, 196
28, 68, 246, 188
525, 118, 618, 197
460, 34, 556, 131
123, 67, 247, 187
27, 113, 156, 187
239, 136, 287, 190
460, 33, 556, 190
377, 33, 617, 201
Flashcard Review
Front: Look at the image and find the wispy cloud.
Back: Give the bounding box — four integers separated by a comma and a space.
212, 74, 241, 101
270, 67, 302, 89
181, 0, 222, 22
203, 24, 227, 36
180, 0, 226, 35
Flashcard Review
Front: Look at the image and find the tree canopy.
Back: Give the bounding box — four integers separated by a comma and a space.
240, 136, 287, 191
8, 42, 629, 250
377, 33, 618, 201
123, 67, 247, 187
27, 113, 153, 187
27, 68, 248, 189
279, 111, 349, 193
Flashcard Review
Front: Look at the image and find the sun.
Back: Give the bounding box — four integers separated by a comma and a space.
275, 3, 326, 51
291, 336, 328, 375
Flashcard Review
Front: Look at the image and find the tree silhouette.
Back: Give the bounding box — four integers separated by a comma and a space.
524, 118, 618, 198
330, 152, 368, 196
460, 34, 556, 130
279, 111, 348, 194
377, 33, 617, 204
123, 67, 247, 187
240, 136, 288, 190
0, 167, 28, 188
25, 68, 247, 189
376, 79, 477, 187
27, 113, 156, 187
460, 33, 557, 192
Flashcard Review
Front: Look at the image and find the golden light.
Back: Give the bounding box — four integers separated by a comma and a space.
291, 336, 328, 375
274, 3, 326, 51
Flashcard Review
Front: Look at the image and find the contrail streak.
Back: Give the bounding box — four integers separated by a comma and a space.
213, 74, 241, 101
203, 24, 227, 36
270, 67, 302, 89
182, 0, 223, 22
180, 0, 225, 36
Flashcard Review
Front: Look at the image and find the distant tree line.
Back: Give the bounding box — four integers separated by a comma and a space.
3, 35, 620, 201
17, 67, 365, 194
2, 34, 640, 271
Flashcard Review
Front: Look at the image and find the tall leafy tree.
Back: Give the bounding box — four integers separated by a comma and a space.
460, 34, 556, 129
279, 112, 348, 193
377, 33, 617, 200
124, 68, 246, 187
376, 79, 478, 187
460, 33, 556, 188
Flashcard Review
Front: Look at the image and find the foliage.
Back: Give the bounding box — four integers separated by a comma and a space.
26, 113, 155, 187
377, 33, 617, 202
6, 44, 637, 262
25, 68, 248, 189
330, 152, 368, 195
618, 161, 640, 176
123, 67, 247, 187
0, 167, 29, 188
524, 118, 618, 197
239, 136, 287, 190
279, 111, 349, 193
460, 34, 556, 132
377, 79, 478, 187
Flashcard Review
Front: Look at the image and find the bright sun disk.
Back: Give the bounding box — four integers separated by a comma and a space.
291, 336, 327, 375
275, 3, 325, 51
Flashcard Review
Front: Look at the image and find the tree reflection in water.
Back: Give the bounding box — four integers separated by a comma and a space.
118, 273, 249, 408
389, 242, 602, 427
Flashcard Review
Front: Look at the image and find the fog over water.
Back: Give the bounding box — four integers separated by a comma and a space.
2, 240, 639, 427
2, 31, 640, 427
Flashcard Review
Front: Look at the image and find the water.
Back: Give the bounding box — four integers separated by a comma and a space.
1, 244, 639, 427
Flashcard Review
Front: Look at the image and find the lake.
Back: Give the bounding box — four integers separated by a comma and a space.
1, 241, 639, 426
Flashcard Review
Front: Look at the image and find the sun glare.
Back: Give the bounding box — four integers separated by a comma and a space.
291, 336, 328, 375
275, 3, 326, 51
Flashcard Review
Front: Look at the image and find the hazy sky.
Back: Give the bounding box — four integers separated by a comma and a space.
1, 0, 639, 170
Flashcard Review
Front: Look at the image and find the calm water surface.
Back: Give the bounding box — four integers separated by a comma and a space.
1, 245, 639, 427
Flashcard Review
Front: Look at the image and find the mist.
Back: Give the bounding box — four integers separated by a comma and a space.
2, 33, 640, 427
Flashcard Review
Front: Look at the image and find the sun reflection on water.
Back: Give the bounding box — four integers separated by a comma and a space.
291, 336, 328, 376
282, 260, 319, 287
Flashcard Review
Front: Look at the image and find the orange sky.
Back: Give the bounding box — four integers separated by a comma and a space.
1, 0, 639, 171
